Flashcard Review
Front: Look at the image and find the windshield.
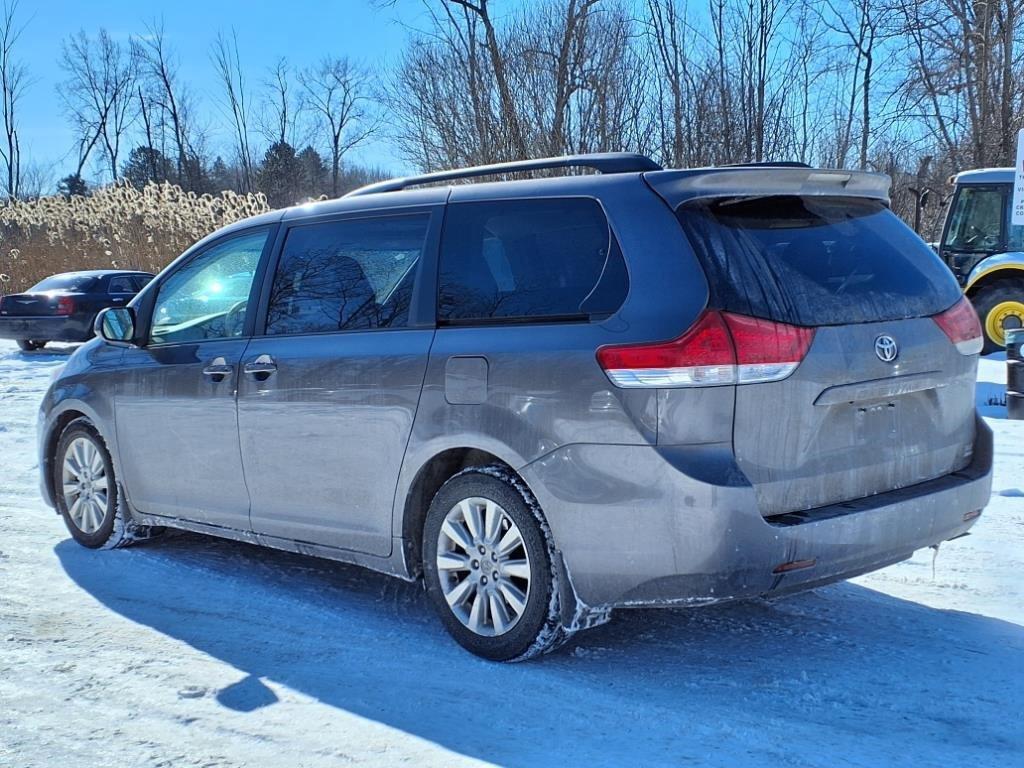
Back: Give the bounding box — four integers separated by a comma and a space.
678, 195, 962, 326
29, 274, 97, 292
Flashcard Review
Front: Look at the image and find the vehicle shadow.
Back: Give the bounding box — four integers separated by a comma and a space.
56, 534, 1023, 767
12, 343, 79, 358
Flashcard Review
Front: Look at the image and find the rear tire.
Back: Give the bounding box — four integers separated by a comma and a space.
972, 280, 1024, 353
422, 467, 565, 661
16, 339, 44, 351
54, 418, 160, 549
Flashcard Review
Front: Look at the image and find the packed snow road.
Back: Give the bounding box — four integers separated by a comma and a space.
0, 340, 1021, 768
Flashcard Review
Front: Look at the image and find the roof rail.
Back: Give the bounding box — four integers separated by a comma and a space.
344, 152, 663, 197
722, 161, 812, 169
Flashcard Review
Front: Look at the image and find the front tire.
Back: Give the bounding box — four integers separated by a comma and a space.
54, 418, 155, 549
972, 280, 1024, 353
16, 339, 45, 351
422, 467, 564, 661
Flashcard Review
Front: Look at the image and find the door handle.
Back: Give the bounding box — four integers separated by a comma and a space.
243, 353, 277, 380
202, 356, 233, 382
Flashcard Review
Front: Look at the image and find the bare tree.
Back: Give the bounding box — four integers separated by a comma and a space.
135, 21, 203, 190
299, 57, 377, 197
259, 58, 302, 147
0, 0, 28, 198
212, 29, 254, 191
59, 28, 137, 183
898, 0, 1024, 169
390, 0, 648, 169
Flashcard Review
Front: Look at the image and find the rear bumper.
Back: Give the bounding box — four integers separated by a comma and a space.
0, 315, 94, 342
520, 414, 993, 609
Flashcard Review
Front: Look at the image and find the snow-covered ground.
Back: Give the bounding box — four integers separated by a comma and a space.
0, 340, 1021, 768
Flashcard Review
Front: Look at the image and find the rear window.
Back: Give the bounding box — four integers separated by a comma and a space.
677, 196, 962, 326
29, 274, 96, 292
438, 198, 628, 324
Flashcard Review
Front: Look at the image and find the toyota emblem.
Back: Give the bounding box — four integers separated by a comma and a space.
874, 334, 898, 362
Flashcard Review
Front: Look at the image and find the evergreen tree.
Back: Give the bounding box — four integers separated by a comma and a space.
121, 146, 174, 188
296, 145, 328, 198
256, 141, 303, 208
57, 173, 88, 198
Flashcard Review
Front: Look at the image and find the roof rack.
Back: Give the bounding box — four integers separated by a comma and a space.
344, 152, 663, 197
722, 161, 812, 169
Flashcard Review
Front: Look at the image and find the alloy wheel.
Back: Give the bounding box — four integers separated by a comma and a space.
435, 496, 532, 637
61, 436, 110, 534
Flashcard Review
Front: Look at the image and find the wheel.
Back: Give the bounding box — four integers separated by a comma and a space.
53, 418, 159, 549
972, 280, 1024, 353
422, 466, 565, 661
16, 339, 44, 351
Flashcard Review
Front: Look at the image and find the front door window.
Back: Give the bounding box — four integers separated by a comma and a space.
149, 230, 269, 345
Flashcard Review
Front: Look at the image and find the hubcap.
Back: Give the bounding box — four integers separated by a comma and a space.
435, 496, 531, 637
985, 300, 1024, 347
61, 437, 109, 534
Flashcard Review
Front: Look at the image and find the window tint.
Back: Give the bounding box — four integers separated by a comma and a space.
265, 215, 429, 336
678, 196, 962, 326
107, 275, 135, 293
30, 274, 96, 292
150, 230, 268, 345
438, 198, 627, 323
943, 186, 1005, 252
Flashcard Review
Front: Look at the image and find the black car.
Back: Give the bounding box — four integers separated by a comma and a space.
0, 270, 154, 351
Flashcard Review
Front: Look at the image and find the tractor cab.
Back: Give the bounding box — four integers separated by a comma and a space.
939, 168, 1024, 351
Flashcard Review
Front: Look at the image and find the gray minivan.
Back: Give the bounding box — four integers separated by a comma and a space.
37, 154, 993, 661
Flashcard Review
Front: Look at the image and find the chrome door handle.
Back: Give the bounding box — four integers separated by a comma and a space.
243, 354, 277, 379
202, 356, 233, 382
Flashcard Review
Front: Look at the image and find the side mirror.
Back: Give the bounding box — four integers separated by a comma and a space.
95, 306, 136, 345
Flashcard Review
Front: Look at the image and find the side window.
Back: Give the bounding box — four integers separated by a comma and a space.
944, 186, 1005, 252
107, 275, 134, 293
265, 214, 429, 336
131, 275, 153, 292
149, 229, 268, 345
438, 198, 627, 324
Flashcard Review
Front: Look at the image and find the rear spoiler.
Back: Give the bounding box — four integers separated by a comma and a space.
644, 167, 891, 207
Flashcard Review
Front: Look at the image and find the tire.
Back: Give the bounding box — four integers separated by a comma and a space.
422, 466, 565, 661
971, 280, 1024, 354
16, 339, 44, 351
53, 418, 160, 549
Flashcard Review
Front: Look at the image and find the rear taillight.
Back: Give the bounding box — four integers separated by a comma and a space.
721, 312, 816, 383
55, 296, 75, 316
933, 297, 983, 355
596, 310, 814, 388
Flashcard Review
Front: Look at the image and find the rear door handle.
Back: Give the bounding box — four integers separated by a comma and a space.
243, 353, 277, 379
202, 356, 233, 382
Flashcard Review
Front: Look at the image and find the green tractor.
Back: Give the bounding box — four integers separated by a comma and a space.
938, 168, 1024, 352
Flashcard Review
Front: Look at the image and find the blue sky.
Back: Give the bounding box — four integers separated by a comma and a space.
19, 0, 433, 183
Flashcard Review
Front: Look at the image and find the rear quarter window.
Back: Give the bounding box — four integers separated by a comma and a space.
677, 196, 962, 326
438, 197, 627, 324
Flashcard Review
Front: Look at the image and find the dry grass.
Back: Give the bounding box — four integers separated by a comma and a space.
0, 183, 270, 294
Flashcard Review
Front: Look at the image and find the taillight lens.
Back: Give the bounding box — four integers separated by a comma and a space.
722, 312, 815, 383
55, 296, 75, 316
597, 310, 814, 388
933, 297, 982, 355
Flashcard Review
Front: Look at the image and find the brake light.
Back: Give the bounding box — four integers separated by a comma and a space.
55, 296, 75, 316
596, 310, 814, 388
722, 313, 815, 383
933, 297, 982, 355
